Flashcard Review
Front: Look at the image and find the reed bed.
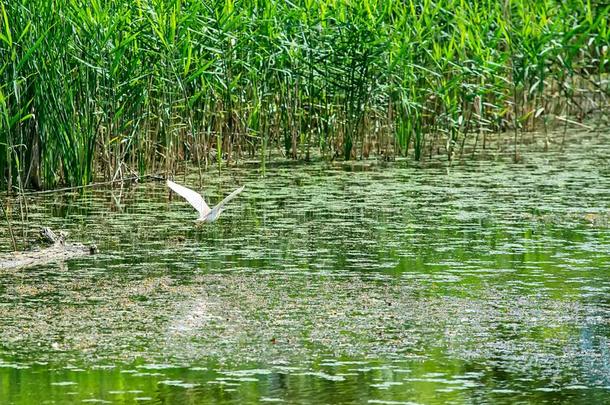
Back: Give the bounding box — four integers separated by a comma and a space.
0, 0, 608, 189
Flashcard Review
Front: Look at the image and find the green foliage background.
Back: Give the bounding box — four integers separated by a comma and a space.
0, 0, 608, 189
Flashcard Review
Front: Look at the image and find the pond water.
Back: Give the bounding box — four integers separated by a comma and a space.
0, 134, 609, 404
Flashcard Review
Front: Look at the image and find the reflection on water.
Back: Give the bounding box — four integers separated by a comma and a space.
0, 133, 609, 403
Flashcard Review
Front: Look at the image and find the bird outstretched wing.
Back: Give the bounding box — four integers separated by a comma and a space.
214, 186, 245, 211
167, 180, 211, 218
205, 186, 245, 220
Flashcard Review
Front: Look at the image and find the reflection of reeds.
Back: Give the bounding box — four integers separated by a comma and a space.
0, 0, 608, 189
0, 198, 16, 250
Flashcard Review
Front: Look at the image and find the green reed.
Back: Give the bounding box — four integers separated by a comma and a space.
0, 0, 608, 189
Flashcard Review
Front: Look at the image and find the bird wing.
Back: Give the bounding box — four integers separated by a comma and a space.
213, 185, 245, 211
202, 186, 245, 222
167, 180, 211, 217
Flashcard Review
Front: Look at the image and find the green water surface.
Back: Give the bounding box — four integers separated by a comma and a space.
0, 135, 609, 404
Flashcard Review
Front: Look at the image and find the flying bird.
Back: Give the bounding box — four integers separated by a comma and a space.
167, 179, 244, 223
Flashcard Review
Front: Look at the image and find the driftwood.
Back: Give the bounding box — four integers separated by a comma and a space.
0, 227, 97, 270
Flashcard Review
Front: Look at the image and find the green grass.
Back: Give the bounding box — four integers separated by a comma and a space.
0, 0, 608, 189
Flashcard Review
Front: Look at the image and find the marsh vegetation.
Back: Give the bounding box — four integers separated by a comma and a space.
1, 0, 609, 190
1, 1, 609, 403
0, 132, 609, 403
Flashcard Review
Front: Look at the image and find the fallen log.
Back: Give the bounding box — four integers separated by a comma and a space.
0, 228, 97, 270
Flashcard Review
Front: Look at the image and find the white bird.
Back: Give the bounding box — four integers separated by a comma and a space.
167, 179, 245, 223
